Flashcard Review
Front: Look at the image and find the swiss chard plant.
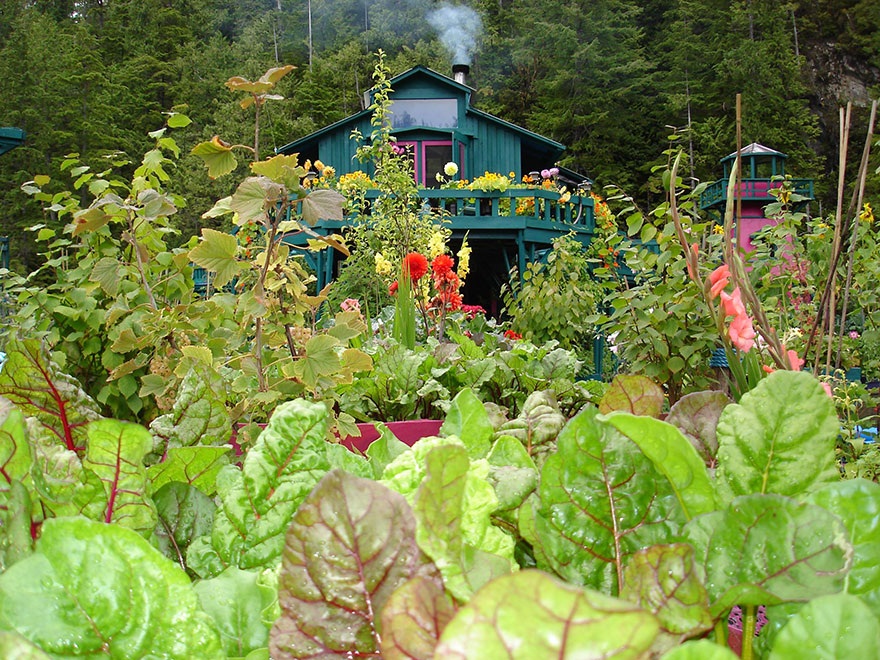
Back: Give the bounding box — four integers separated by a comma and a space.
2, 339, 877, 658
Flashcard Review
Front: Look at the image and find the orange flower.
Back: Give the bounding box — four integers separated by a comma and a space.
708, 264, 730, 299
403, 252, 429, 281
432, 253, 455, 275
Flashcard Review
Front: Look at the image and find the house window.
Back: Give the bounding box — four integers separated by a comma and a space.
390, 99, 458, 129
399, 141, 463, 187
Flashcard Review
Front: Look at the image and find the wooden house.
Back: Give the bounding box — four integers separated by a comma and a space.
276, 65, 595, 313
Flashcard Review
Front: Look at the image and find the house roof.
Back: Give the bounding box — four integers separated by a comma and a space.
276, 65, 565, 157
722, 142, 787, 161
0, 127, 25, 156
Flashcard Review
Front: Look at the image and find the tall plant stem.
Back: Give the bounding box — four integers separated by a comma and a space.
254, 222, 279, 392
741, 605, 757, 660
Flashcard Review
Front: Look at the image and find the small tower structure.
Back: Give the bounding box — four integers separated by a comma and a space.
699, 142, 813, 253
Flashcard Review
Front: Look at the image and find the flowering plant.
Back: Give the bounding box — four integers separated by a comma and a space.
468, 171, 513, 193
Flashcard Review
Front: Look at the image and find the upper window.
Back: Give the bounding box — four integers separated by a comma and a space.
389, 99, 458, 129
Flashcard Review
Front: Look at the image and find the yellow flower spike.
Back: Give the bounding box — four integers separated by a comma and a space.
374, 252, 392, 276
428, 231, 446, 259
457, 240, 472, 281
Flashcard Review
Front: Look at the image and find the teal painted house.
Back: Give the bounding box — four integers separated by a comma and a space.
1, 127, 25, 273
276, 65, 595, 313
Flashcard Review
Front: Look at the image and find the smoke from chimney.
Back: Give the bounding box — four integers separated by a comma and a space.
427, 3, 483, 67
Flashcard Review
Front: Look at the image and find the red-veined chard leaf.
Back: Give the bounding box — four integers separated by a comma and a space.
153, 481, 216, 573
598, 374, 665, 418
0, 401, 36, 570
146, 446, 230, 496
82, 418, 157, 531
805, 479, 880, 617
148, 364, 232, 460
413, 443, 513, 601
715, 370, 839, 503
0, 517, 224, 658
535, 407, 684, 595
0, 337, 102, 454
380, 576, 457, 660
441, 388, 494, 459
434, 569, 660, 658
665, 390, 731, 467
269, 469, 441, 659
186, 398, 332, 578
767, 593, 880, 658
496, 390, 566, 467
194, 567, 276, 658
602, 412, 718, 519
683, 493, 851, 618
620, 543, 713, 639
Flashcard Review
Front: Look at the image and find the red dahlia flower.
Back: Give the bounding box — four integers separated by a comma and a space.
403, 252, 429, 281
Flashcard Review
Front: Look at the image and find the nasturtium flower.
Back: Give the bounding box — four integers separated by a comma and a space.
444, 161, 459, 177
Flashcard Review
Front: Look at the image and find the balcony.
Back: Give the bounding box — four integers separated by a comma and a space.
699, 178, 814, 211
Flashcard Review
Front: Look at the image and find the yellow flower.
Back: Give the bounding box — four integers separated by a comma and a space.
428, 231, 446, 259
457, 239, 472, 281
374, 252, 392, 276
314, 159, 325, 172
323, 166, 335, 178
712, 224, 724, 234
859, 202, 874, 224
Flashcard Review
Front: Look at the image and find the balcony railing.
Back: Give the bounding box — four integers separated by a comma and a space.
699, 178, 814, 209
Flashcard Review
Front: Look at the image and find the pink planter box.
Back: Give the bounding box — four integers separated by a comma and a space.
341, 420, 444, 453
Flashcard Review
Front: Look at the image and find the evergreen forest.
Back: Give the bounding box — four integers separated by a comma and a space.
1, 0, 878, 274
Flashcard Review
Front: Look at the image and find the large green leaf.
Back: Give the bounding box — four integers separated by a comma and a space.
434, 570, 660, 658
0, 338, 102, 454
365, 423, 410, 479
229, 177, 285, 224
620, 543, 713, 639
153, 481, 216, 572
147, 446, 230, 496
715, 371, 839, 503
413, 444, 513, 601
0, 631, 51, 659
29, 431, 106, 521
441, 388, 493, 459
300, 188, 345, 224
83, 418, 157, 532
0, 480, 34, 572
805, 479, 880, 617
189, 228, 241, 288
270, 470, 440, 659
496, 390, 566, 467
194, 567, 275, 658
768, 593, 880, 658
683, 494, 851, 617
660, 639, 739, 659
250, 153, 305, 188
187, 399, 332, 577
293, 334, 341, 389
598, 374, 665, 417
88, 256, 122, 296
0, 517, 224, 658
602, 412, 718, 519
665, 390, 731, 467
536, 407, 684, 594
380, 576, 457, 660
192, 136, 237, 179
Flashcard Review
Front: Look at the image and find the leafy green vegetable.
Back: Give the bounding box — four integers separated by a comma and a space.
187, 399, 332, 577
270, 470, 440, 659
496, 390, 565, 467
0, 631, 51, 659
146, 445, 231, 496
715, 371, 839, 503
0, 400, 36, 570
435, 570, 660, 658
598, 374, 665, 417
441, 388, 493, 459
194, 567, 275, 658
659, 639, 740, 659
153, 481, 216, 573
536, 407, 684, 594
768, 593, 880, 658
665, 390, 730, 467
684, 494, 851, 617
0, 517, 224, 658
380, 576, 457, 660
365, 423, 410, 479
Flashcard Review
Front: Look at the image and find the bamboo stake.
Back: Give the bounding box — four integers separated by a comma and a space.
836, 99, 878, 367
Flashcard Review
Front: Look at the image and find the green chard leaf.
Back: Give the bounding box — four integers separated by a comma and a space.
0, 517, 224, 658
365, 423, 410, 479
0, 338, 102, 454
380, 576, 457, 660
146, 446, 231, 497
535, 407, 684, 595
194, 567, 275, 659
660, 639, 740, 659
620, 543, 713, 640
270, 470, 441, 659
434, 570, 660, 658
441, 388, 494, 459
598, 374, 665, 417
187, 399, 332, 577
683, 493, 851, 618
153, 481, 216, 573
665, 390, 731, 467
0, 631, 51, 659
496, 390, 566, 468
715, 370, 839, 503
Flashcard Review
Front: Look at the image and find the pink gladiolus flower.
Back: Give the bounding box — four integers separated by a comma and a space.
720, 287, 747, 318
708, 264, 730, 299
822, 382, 833, 398
728, 313, 756, 352
786, 349, 805, 371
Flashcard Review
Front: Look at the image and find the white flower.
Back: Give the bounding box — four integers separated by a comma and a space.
444, 161, 459, 177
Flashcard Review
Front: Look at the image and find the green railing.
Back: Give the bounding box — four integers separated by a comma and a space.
699, 178, 813, 209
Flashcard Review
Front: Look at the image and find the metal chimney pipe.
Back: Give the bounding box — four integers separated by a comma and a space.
452, 64, 470, 85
